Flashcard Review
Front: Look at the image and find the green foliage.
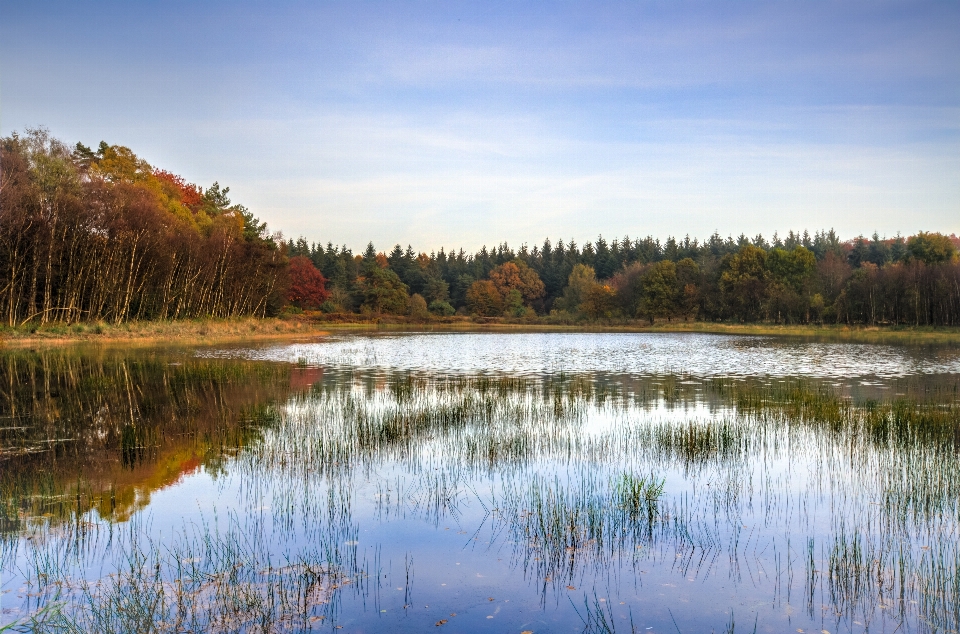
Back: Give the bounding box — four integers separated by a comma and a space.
282, 226, 960, 326
613, 472, 665, 513
423, 276, 450, 303
907, 232, 956, 264
428, 300, 455, 316
639, 260, 677, 321
202, 181, 232, 209
767, 245, 816, 293
355, 265, 409, 314
503, 288, 526, 317
720, 246, 769, 321
765, 246, 816, 323
555, 264, 598, 313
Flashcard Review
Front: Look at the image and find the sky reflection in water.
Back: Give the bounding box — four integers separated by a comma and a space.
214, 332, 960, 379
2, 333, 959, 633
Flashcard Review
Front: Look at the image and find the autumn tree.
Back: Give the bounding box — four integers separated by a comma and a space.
8, 129, 959, 329
408, 293, 429, 319
0, 130, 284, 325
466, 280, 503, 316
488, 261, 546, 306
581, 284, 618, 319
608, 262, 646, 317
286, 256, 329, 309
816, 251, 851, 321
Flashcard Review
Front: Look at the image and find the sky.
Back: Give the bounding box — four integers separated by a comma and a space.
2, 1, 958, 252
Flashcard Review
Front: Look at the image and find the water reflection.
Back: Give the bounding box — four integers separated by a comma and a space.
0, 347, 291, 533
212, 332, 960, 378
1, 335, 959, 633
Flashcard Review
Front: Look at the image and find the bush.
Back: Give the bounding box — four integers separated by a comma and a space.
503, 289, 526, 317
408, 293, 429, 319
429, 300, 455, 316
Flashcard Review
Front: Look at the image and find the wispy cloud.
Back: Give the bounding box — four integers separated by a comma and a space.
2, 0, 958, 249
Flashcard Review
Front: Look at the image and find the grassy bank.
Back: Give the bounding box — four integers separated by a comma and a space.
0, 317, 331, 346
311, 314, 960, 345
3, 314, 960, 346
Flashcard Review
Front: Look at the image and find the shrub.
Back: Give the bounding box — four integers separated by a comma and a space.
408, 293, 429, 319
429, 300, 455, 316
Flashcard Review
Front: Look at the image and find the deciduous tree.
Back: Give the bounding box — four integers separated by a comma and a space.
286, 256, 329, 309
466, 280, 503, 316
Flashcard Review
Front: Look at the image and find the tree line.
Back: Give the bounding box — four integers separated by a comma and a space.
0, 129, 285, 326
2, 128, 957, 328
288, 229, 960, 326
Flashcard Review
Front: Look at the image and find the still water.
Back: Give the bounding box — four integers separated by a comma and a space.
2, 332, 959, 633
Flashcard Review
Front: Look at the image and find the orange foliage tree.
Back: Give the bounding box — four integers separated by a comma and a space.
0, 129, 286, 325
465, 280, 503, 316
488, 261, 545, 304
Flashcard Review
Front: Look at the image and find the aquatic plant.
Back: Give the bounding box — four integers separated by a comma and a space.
3, 345, 960, 632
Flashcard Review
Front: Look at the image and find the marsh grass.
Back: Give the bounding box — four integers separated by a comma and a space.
573, 590, 637, 634
13, 496, 365, 633
3, 350, 960, 632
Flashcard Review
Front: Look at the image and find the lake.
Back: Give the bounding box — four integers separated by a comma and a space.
2, 332, 959, 633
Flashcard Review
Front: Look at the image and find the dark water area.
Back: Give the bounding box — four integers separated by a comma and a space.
1, 333, 959, 633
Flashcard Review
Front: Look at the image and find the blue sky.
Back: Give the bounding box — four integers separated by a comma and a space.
2, 1, 958, 251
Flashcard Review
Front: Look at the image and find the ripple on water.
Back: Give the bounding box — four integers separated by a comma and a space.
203, 332, 960, 379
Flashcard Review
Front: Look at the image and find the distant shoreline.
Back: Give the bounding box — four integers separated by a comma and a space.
3, 316, 960, 347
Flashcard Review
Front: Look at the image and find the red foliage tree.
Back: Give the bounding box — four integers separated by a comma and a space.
286, 256, 330, 309
154, 169, 203, 208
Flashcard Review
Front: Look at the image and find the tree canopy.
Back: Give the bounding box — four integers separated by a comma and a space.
4, 128, 959, 328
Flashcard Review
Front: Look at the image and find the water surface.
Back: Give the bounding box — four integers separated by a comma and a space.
2, 333, 959, 633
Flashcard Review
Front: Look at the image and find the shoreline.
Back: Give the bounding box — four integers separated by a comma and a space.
2, 316, 960, 347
